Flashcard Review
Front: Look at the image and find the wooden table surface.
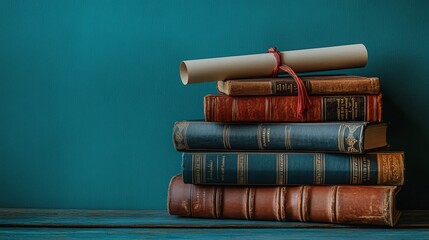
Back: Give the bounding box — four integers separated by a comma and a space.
1, 209, 428, 239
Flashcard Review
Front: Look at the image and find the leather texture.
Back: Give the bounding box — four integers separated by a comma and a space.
204, 94, 382, 122
181, 152, 405, 186
217, 75, 380, 96
168, 174, 400, 226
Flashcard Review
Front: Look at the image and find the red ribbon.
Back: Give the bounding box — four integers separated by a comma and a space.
268, 47, 312, 118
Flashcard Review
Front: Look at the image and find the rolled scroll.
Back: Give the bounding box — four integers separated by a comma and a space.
180, 44, 367, 85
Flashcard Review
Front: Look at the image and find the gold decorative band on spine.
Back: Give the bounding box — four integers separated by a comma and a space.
192, 154, 204, 184
237, 154, 248, 184
350, 156, 371, 184
223, 125, 231, 149
257, 124, 263, 150
339, 124, 362, 153
337, 124, 346, 152
314, 153, 325, 184
276, 153, 288, 185
284, 126, 292, 150
232, 97, 238, 121
248, 187, 255, 220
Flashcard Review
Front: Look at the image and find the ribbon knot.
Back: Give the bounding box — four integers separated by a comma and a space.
268, 47, 312, 118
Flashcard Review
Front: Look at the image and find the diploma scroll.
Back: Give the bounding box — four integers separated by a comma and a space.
180, 44, 368, 85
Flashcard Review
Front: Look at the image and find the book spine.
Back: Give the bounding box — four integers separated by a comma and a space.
173, 121, 368, 153
168, 175, 400, 226
204, 94, 382, 122
217, 76, 380, 96
182, 152, 405, 186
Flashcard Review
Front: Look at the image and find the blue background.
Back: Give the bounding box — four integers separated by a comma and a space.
0, 0, 428, 210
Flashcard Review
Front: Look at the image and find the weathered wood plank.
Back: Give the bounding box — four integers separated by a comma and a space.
0, 209, 428, 228
1, 227, 429, 240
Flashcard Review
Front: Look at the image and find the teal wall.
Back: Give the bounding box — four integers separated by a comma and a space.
0, 0, 428, 210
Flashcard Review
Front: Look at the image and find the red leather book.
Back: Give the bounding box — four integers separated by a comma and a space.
204, 94, 382, 122
168, 175, 401, 226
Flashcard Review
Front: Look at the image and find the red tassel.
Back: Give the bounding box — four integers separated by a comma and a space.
268, 47, 312, 118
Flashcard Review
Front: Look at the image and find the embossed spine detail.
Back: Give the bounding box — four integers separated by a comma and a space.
168, 175, 400, 226
338, 125, 345, 152
248, 188, 255, 220
215, 187, 223, 218
276, 153, 288, 185
318, 95, 367, 121
173, 122, 190, 150
338, 124, 364, 153
331, 186, 338, 223
192, 154, 204, 184
257, 124, 263, 150
377, 153, 405, 185
314, 154, 325, 184
265, 97, 271, 121
280, 187, 287, 221
350, 156, 372, 184
223, 125, 231, 149
237, 154, 248, 184
284, 126, 292, 150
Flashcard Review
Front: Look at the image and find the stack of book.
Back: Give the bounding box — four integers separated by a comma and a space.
168, 45, 405, 227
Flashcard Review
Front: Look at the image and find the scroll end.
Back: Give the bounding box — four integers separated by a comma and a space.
180, 62, 189, 85
358, 43, 369, 67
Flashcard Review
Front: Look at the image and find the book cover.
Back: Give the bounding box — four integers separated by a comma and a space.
168, 174, 401, 226
217, 75, 380, 96
173, 121, 388, 153
204, 94, 382, 122
182, 152, 404, 186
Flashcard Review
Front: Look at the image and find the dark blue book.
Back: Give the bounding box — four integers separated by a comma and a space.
182, 152, 404, 186
173, 121, 387, 153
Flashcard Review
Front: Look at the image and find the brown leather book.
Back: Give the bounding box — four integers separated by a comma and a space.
217, 75, 380, 96
168, 175, 401, 226
204, 94, 382, 122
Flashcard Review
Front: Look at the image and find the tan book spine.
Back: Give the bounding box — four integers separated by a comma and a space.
168, 175, 401, 226
217, 76, 380, 96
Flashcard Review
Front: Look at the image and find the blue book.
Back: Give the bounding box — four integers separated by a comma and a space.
173, 121, 387, 153
182, 152, 404, 186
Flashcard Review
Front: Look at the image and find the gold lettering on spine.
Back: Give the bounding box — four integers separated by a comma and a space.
223, 125, 231, 149
261, 127, 271, 148
336, 97, 345, 120
314, 153, 325, 184
350, 156, 359, 184
362, 157, 370, 182
334, 96, 364, 120
221, 156, 226, 181
377, 153, 404, 185
350, 156, 371, 184
276, 154, 288, 185
192, 154, 204, 184
207, 158, 214, 182
237, 154, 248, 184
284, 126, 292, 150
